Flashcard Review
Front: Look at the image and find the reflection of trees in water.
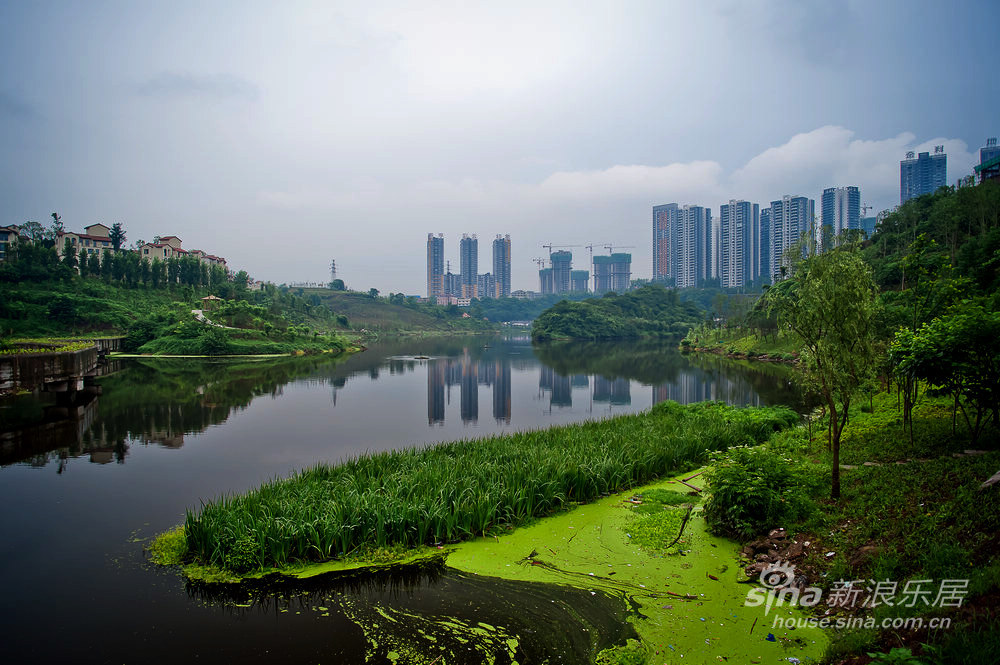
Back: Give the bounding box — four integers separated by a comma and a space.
533, 340, 687, 385
680, 353, 815, 412
3, 354, 358, 469
534, 339, 811, 412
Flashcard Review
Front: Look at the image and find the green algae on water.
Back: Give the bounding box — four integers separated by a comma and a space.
446, 470, 829, 665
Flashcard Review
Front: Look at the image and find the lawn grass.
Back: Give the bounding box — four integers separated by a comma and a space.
175, 401, 799, 574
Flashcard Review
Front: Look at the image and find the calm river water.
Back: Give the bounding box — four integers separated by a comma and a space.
0, 336, 803, 664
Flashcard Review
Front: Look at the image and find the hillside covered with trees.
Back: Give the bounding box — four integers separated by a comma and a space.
0, 230, 352, 354
690, 179, 1000, 662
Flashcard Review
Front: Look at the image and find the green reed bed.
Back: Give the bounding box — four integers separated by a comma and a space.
183, 401, 798, 573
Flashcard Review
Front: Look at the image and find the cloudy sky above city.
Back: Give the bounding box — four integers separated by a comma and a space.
1, 0, 997, 292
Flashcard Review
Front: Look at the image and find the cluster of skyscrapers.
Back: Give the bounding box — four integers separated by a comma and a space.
653, 194, 833, 288
537, 250, 632, 295
651, 144, 972, 288
425, 140, 1000, 297
427, 233, 511, 301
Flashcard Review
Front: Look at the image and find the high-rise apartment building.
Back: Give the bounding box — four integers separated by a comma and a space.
718, 200, 759, 288
571, 270, 589, 292
492, 234, 511, 298
459, 234, 478, 299
593, 255, 613, 293
981, 137, 1000, 165
653, 203, 711, 287
900, 147, 946, 204
759, 208, 771, 282
675, 205, 712, 288
769, 195, 815, 280
652, 203, 678, 281
477, 273, 494, 300
550, 250, 573, 294
977, 138, 1000, 184
539, 267, 554, 294
426, 233, 444, 298
820, 186, 861, 249
610, 253, 632, 292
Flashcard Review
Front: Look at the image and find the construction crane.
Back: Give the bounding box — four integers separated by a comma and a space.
542, 243, 581, 255
532, 257, 547, 269
603, 244, 635, 254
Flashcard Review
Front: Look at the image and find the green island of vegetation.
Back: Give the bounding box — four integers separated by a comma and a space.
161, 401, 796, 574
530, 284, 704, 340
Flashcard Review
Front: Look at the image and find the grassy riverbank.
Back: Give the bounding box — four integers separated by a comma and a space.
703, 390, 1000, 664
165, 401, 798, 575
681, 325, 803, 362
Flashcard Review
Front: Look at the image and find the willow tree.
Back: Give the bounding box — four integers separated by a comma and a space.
765, 243, 882, 499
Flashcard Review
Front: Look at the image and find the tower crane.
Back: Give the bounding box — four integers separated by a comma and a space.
603, 244, 635, 254
542, 243, 581, 255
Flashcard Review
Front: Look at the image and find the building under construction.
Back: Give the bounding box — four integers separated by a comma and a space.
593, 253, 631, 293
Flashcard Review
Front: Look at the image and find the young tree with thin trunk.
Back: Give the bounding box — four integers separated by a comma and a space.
765, 243, 882, 499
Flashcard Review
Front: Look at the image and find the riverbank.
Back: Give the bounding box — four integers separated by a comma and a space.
704, 390, 1000, 664
681, 327, 802, 364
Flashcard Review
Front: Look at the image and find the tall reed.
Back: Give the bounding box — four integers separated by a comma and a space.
184, 400, 798, 572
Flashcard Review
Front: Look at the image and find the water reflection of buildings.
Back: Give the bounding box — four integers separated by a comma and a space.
539, 366, 573, 408
652, 369, 764, 407
592, 375, 631, 406
426, 351, 513, 425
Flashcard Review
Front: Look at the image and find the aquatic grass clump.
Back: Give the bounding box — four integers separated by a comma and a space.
183, 401, 798, 572
147, 526, 187, 566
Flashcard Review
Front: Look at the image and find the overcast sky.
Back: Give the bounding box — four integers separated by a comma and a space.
2, 0, 997, 292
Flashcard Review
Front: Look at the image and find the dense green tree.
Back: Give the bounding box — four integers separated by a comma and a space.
62, 238, 77, 270
167, 258, 180, 285
101, 249, 114, 282
890, 302, 1000, 442
110, 222, 126, 250
150, 258, 163, 288
765, 244, 882, 499
210, 264, 227, 287
111, 251, 127, 282
87, 251, 101, 278
20, 221, 45, 243
329, 278, 346, 291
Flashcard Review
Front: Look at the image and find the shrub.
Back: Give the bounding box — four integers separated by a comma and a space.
123, 319, 160, 352
198, 327, 233, 355
224, 537, 259, 573
703, 445, 821, 538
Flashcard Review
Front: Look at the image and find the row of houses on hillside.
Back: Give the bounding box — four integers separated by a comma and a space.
0, 222, 226, 269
